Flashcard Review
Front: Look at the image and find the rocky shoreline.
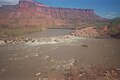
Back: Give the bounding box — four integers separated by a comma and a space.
0, 35, 86, 46
0, 26, 119, 46
0, 37, 32, 45
71, 27, 109, 37
0, 34, 118, 46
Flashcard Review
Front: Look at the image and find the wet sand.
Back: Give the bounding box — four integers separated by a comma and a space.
0, 29, 120, 80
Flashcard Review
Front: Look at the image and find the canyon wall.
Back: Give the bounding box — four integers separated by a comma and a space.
0, 0, 107, 28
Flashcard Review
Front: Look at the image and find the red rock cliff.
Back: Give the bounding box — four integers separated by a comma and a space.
0, 0, 107, 28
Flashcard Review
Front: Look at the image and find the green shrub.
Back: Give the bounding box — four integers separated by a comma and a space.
108, 17, 120, 34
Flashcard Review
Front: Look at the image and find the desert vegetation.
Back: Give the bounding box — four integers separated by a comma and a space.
0, 24, 44, 39
107, 17, 120, 38
108, 17, 120, 34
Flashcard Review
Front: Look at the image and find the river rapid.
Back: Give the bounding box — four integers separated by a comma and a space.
0, 29, 120, 80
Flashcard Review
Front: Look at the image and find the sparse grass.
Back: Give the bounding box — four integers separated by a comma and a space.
93, 21, 109, 27
108, 17, 120, 34
0, 27, 43, 39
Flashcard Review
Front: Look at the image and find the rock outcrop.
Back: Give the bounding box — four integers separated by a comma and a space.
0, 0, 107, 28
111, 33, 120, 39
71, 27, 109, 37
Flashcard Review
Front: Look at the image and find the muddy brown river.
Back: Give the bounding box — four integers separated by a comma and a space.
0, 29, 120, 80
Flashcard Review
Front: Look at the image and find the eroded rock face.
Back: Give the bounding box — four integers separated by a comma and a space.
0, 0, 107, 28
72, 27, 109, 37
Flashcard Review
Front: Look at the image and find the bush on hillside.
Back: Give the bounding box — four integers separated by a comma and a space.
108, 17, 120, 34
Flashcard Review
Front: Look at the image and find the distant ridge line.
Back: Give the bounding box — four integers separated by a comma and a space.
0, 0, 107, 28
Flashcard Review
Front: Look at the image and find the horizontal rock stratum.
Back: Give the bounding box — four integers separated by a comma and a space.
0, 0, 107, 28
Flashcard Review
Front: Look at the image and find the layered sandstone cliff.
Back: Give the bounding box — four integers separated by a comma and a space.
0, 0, 107, 28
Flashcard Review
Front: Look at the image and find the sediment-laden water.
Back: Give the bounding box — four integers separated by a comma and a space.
0, 29, 120, 80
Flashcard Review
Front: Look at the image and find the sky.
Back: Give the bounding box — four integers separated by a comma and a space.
0, 0, 120, 19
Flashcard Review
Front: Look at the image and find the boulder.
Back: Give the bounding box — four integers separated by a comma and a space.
0, 40, 5, 45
